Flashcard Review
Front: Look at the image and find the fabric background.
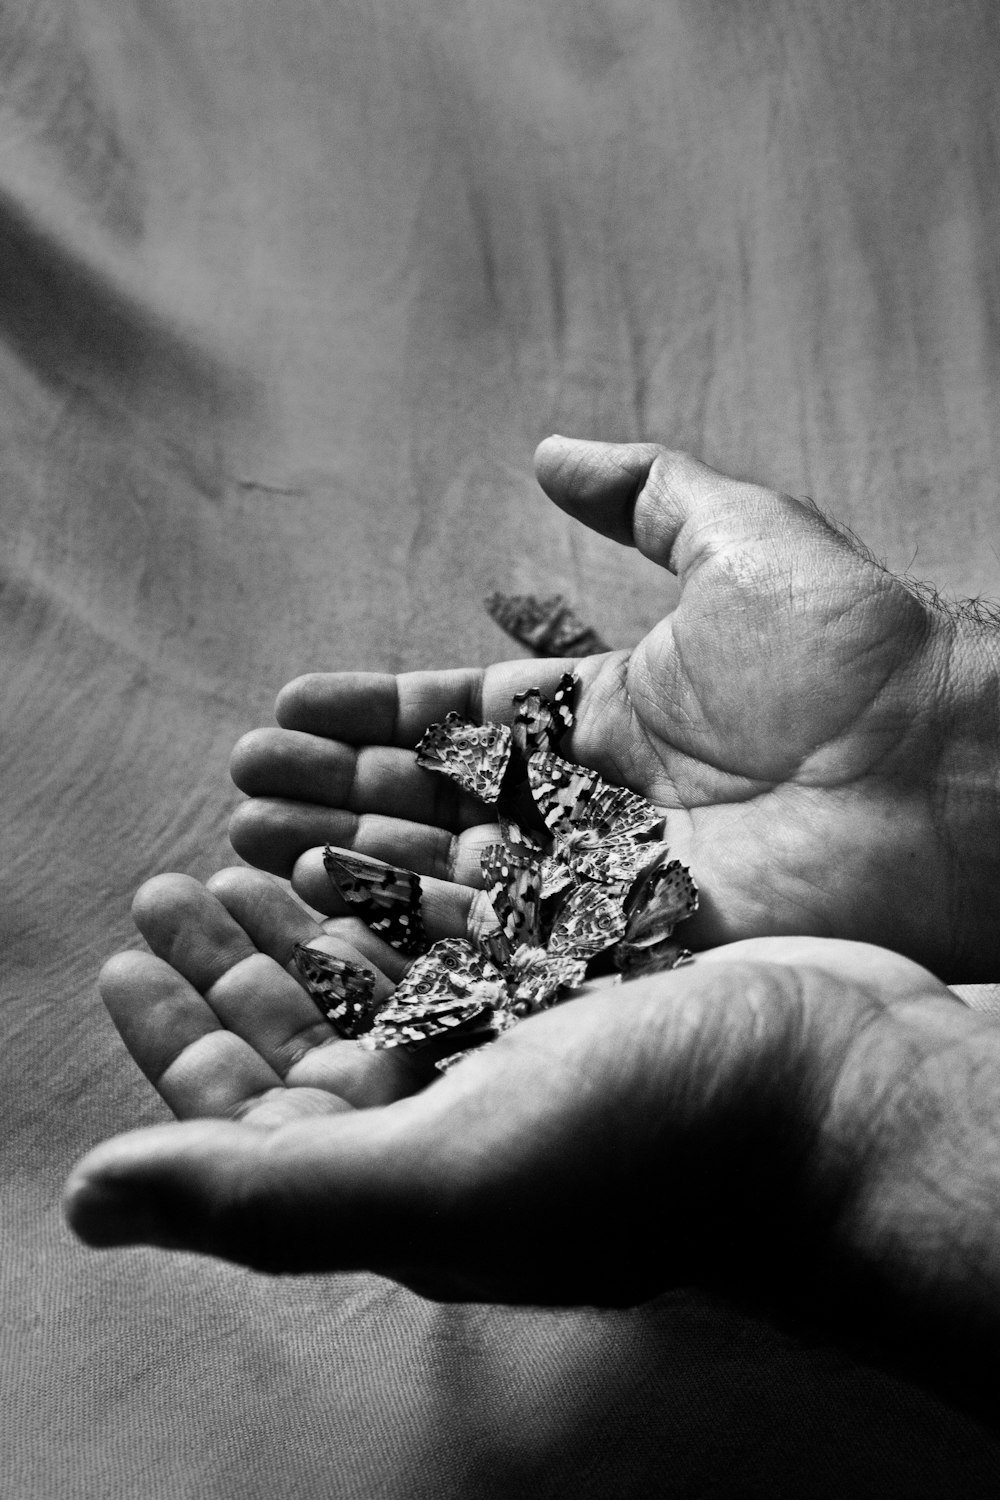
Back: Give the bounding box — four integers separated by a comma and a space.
3, 1, 1000, 1493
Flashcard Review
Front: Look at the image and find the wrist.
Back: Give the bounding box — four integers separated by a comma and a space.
929, 614, 1000, 978
813, 989, 1000, 1406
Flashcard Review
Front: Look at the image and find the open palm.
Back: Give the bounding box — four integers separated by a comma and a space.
229, 437, 997, 979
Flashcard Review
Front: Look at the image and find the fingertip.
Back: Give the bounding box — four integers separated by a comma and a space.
63, 1125, 194, 1249
97, 947, 152, 999
274, 673, 325, 729
226, 801, 271, 868
229, 726, 282, 794
129, 872, 202, 930
63, 1164, 138, 1248
534, 435, 663, 546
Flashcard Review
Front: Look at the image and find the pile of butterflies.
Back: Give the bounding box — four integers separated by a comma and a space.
293, 673, 698, 1070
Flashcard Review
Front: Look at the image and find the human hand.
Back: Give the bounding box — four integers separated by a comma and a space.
87, 867, 435, 1131
66, 911, 1000, 1406
229, 438, 1000, 980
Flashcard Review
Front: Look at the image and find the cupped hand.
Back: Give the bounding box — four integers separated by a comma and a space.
228, 437, 1000, 980
67, 921, 1000, 1390
94, 867, 435, 1130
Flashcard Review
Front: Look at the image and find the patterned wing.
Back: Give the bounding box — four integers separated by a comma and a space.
572, 835, 663, 889
623, 848, 699, 947
507, 945, 587, 1014
614, 938, 694, 979
477, 924, 513, 971
485, 592, 609, 656
292, 944, 380, 1038
415, 715, 512, 803
323, 847, 427, 955
547, 880, 627, 964
498, 809, 548, 860
359, 939, 507, 1050
480, 843, 544, 951
510, 672, 578, 757
527, 753, 663, 877
539, 852, 575, 900
434, 1007, 520, 1073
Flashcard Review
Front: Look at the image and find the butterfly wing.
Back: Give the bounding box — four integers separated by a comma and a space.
480, 843, 544, 950
547, 880, 627, 964
614, 937, 694, 979
323, 847, 428, 955
415, 714, 512, 803
528, 752, 663, 851
485, 592, 609, 656
503, 947, 586, 1014
622, 848, 699, 947
360, 939, 507, 1050
498, 809, 548, 860
510, 672, 578, 757
292, 944, 380, 1038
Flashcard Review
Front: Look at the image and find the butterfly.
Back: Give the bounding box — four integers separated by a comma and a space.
481, 845, 544, 950
478, 845, 626, 1013
614, 936, 693, 979
323, 847, 428, 955
510, 672, 578, 758
621, 848, 699, 947
359, 938, 507, 1051
292, 944, 381, 1038
527, 751, 664, 886
415, 715, 512, 803
484, 592, 608, 656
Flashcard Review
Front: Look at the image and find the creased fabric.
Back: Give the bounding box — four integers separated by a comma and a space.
3, 2, 1000, 1494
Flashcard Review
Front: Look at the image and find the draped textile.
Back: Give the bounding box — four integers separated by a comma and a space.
3, 2, 1000, 1493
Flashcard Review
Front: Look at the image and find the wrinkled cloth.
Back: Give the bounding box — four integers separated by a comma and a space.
3, 2, 1000, 1495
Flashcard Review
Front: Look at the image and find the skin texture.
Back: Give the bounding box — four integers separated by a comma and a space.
229, 437, 1000, 981
65, 438, 1000, 1410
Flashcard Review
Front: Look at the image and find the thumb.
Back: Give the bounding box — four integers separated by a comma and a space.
63, 1110, 443, 1277
534, 435, 842, 581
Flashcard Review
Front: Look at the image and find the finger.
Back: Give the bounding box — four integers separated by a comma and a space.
203, 865, 322, 966
131, 873, 256, 991
271, 660, 597, 747
291, 846, 496, 947
230, 729, 492, 834
229, 800, 500, 887
534, 435, 850, 582
64, 1111, 439, 1276
201, 868, 427, 1103
203, 866, 400, 986
99, 950, 287, 1118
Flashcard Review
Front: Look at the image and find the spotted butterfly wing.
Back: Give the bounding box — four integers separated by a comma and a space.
293, 944, 381, 1038
323, 848, 428, 955
415, 715, 512, 803
498, 809, 548, 860
614, 937, 694, 979
360, 939, 507, 1050
480, 844, 544, 951
623, 847, 699, 947
510, 672, 578, 757
485, 592, 609, 656
527, 752, 662, 884
506, 945, 587, 1014
547, 880, 627, 964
